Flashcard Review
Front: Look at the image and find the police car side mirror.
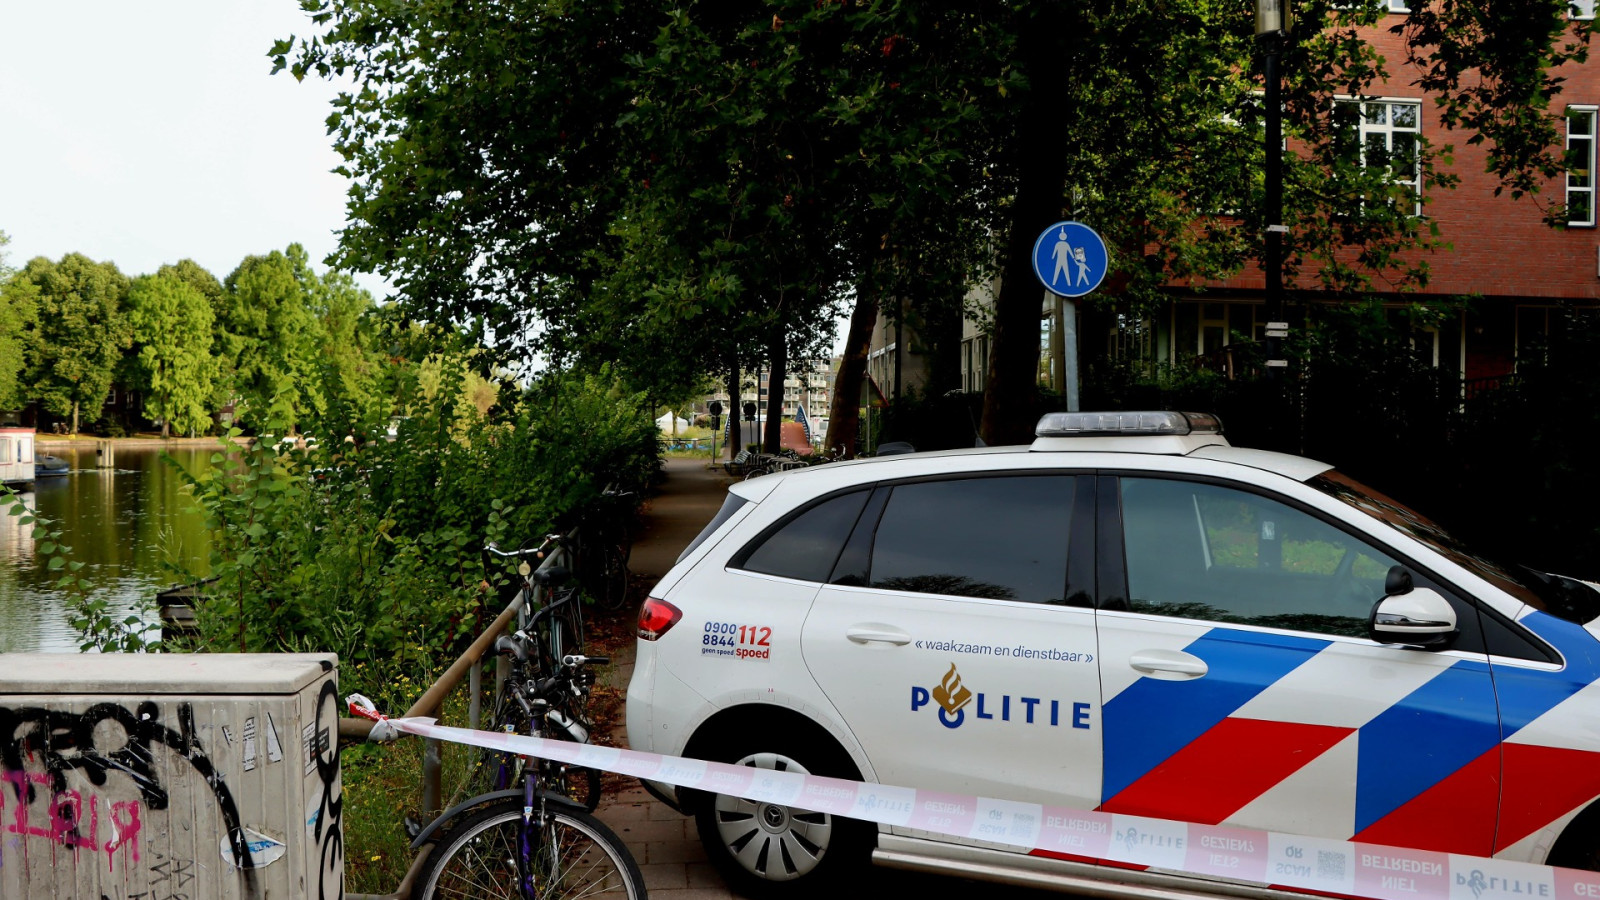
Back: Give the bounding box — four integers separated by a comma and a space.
1369, 587, 1457, 648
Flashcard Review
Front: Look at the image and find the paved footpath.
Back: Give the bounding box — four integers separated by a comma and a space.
595, 458, 735, 898
594, 458, 1046, 899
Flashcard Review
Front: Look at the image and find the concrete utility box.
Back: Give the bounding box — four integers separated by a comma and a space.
0, 653, 342, 900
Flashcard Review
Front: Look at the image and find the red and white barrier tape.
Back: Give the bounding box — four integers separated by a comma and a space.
347, 696, 1596, 900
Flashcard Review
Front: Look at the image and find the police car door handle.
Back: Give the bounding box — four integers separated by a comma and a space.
846, 625, 912, 646
1129, 649, 1209, 679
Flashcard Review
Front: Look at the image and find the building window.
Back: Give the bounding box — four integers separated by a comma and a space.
1347, 99, 1422, 215
1386, 0, 1409, 10
1573, 0, 1595, 20
1568, 107, 1596, 227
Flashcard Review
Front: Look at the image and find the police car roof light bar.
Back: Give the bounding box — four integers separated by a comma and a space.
1035, 411, 1223, 438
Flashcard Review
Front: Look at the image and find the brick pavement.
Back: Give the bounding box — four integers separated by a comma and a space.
595, 457, 743, 898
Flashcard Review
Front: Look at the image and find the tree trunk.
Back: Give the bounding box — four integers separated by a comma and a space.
72, 400, 79, 435
763, 324, 787, 453
824, 291, 878, 458
980, 7, 1075, 447
727, 355, 741, 458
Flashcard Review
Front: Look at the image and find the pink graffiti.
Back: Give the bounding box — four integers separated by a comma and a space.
1, 769, 142, 867
105, 800, 141, 866
47, 790, 99, 849
1, 770, 51, 839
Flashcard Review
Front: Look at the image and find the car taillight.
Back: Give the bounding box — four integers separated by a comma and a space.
638, 596, 682, 641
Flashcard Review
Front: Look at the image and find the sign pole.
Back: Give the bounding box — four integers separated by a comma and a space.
1032, 220, 1107, 413
1063, 298, 1080, 412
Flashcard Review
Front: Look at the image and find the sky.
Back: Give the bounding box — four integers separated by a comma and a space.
0, 2, 389, 297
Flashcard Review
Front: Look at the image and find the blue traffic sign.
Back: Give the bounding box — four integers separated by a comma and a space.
1032, 221, 1107, 298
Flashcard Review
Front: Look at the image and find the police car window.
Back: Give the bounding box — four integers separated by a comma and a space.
868, 476, 1074, 604
736, 490, 870, 582
677, 494, 749, 564
1309, 471, 1600, 624
1120, 477, 1400, 638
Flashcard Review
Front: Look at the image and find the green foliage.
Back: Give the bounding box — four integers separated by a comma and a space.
277, 0, 1596, 442
0, 246, 394, 439
158, 259, 234, 415
170, 365, 657, 710
1065, 296, 1600, 584
220, 244, 326, 433
0, 233, 37, 411
309, 269, 388, 436
1449, 307, 1600, 576
126, 272, 218, 436
19, 253, 130, 431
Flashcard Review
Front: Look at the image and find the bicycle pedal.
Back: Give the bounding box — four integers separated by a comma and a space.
403, 815, 423, 840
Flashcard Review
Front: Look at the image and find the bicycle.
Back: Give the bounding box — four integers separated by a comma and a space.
475, 638, 606, 812
477, 542, 599, 800
355, 669, 645, 900
572, 488, 636, 612
487, 537, 587, 673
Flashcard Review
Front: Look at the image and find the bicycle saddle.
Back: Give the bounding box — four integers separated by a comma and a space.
533, 566, 571, 587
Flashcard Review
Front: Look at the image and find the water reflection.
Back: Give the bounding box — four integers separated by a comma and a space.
0, 445, 214, 652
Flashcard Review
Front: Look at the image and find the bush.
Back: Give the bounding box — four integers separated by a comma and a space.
1069, 298, 1600, 582
167, 366, 659, 709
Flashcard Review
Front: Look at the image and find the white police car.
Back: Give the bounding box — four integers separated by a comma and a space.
625, 411, 1600, 897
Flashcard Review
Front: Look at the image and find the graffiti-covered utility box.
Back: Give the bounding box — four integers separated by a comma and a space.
0, 653, 342, 900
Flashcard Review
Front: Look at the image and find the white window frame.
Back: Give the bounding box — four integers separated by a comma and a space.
1568, 106, 1597, 227
1341, 96, 1424, 216
1572, 0, 1595, 20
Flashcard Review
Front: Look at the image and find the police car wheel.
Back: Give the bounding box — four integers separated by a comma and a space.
695, 742, 868, 895
1548, 799, 1600, 871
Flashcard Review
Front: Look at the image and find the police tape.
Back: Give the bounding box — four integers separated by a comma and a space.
346, 697, 1597, 900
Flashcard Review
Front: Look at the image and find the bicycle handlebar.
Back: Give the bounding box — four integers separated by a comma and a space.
485, 535, 564, 559
561, 654, 609, 668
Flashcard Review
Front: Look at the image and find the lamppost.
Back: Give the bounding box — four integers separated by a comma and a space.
1257, 0, 1291, 375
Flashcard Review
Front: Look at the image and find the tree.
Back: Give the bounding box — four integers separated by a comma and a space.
307, 268, 386, 436
0, 231, 36, 412
125, 272, 216, 437
280, 1, 994, 444
157, 259, 233, 414
279, 0, 1591, 445
220, 245, 324, 433
975, 0, 1590, 443
20, 253, 130, 433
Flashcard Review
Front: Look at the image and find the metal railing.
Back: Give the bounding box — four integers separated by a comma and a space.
340, 537, 574, 900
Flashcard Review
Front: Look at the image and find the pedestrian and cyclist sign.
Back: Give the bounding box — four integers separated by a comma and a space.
1032, 220, 1107, 298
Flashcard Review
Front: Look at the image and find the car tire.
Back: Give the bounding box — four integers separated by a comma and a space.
1548, 798, 1600, 870
693, 737, 870, 896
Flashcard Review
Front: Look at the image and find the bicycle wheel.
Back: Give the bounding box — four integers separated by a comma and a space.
595, 543, 630, 612
414, 797, 645, 900
540, 607, 583, 671
542, 756, 603, 813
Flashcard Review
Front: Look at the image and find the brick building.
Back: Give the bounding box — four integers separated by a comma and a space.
1143, 16, 1600, 387
938, 12, 1600, 402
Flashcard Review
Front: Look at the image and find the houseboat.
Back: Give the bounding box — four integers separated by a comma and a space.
0, 427, 36, 489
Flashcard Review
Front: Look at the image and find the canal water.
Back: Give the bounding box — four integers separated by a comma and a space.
0, 444, 214, 652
